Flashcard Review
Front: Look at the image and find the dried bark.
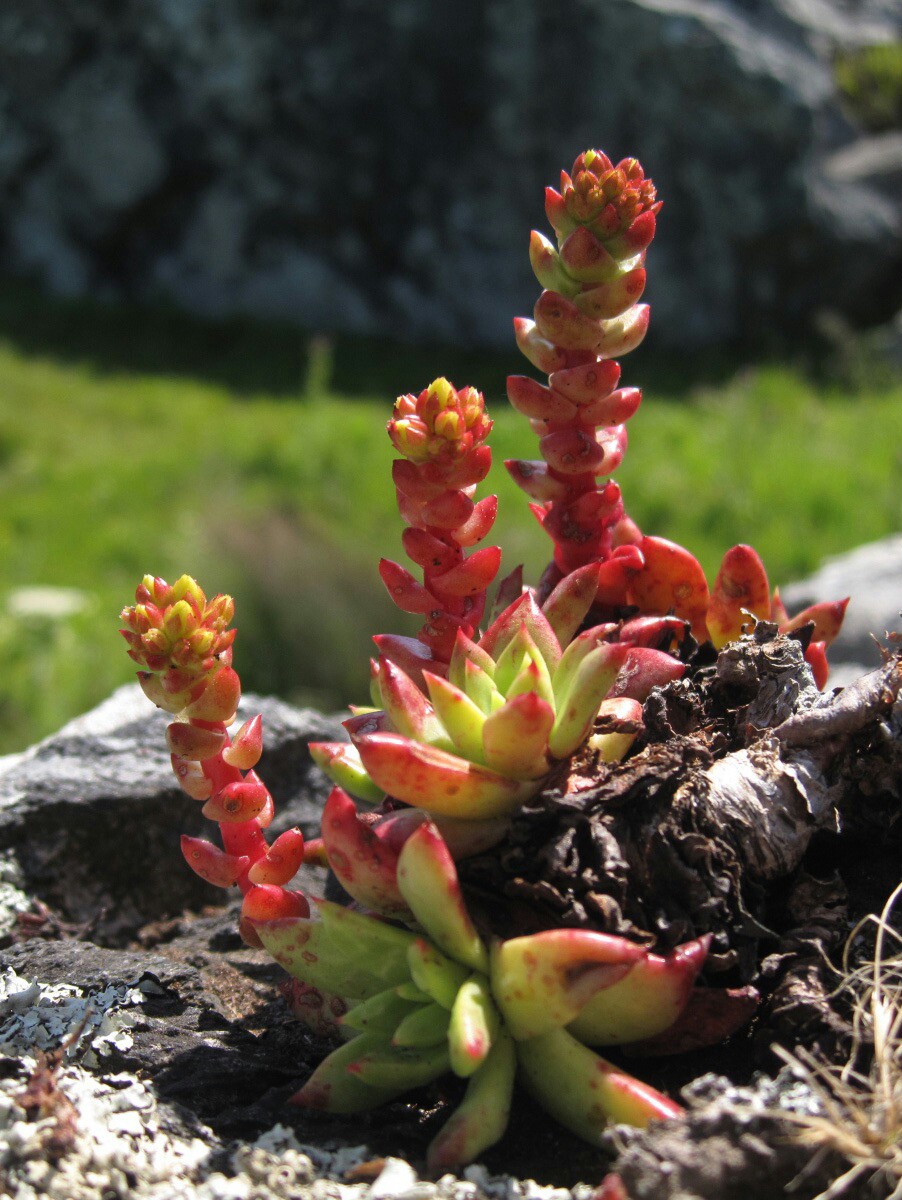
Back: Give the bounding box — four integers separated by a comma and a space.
461, 628, 901, 1051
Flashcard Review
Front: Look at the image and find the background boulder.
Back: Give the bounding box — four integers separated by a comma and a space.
0, 0, 898, 350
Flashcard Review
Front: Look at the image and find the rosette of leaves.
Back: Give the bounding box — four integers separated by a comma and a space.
256, 820, 706, 1172
310, 566, 686, 913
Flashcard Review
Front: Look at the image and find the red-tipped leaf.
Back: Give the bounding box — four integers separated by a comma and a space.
180, 835, 249, 889
627, 536, 710, 642
247, 827, 306, 886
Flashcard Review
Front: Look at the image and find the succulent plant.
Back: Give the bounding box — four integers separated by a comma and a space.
379, 377, 501, 670
506, 150, 657, 581
121, 575, 755, 1171
120, 576, 310, 945
309, 569, 687, 913
118, 145, 859, 1179
256, 819, 698, 1172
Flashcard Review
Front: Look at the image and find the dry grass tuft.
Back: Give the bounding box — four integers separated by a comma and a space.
775, 882, 902, 1199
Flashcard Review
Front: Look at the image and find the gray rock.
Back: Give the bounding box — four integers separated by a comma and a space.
783, 534, 902, 684
49, 63, 167, 218
825, 130, 902, 201
0, 0, 898, 349
0, 684, 343, 938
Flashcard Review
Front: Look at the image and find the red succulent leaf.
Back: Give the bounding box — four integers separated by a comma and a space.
180, 835, 249, 889
432, 546, 502, 598
539, 426, 611, 475
627, 536, 710, 642
372, 634, 445, 684
549, 359, 621, 406
513, 317, 568, 374
507, 375, 578, 422
241, 884, 309, 925
222, 714, 263, 771
202, 774, 271, 823
423, 442, 493, 490
579, 385, 642, 427
247, 827, 306, 886
402, 528, 460, 573
607, 647, 686, 702
573, 267, 646, 320
534, 289, 607, 352
455, 495, 498, 547
804, 640, 830, 689
780, 597, 849, 647
595, 544, 645, 607
391, 458, 444, 504
505, 459, 570, 503
618, 615, 689, 651
183, 665, 241, 722
378, 560, 437, 615
707, 544, 771, 649
166, 722, 226, 762
558, 225, 621, 281
420, 490, 476, 530
320, 788, 411, 917
376, 655, 443, 742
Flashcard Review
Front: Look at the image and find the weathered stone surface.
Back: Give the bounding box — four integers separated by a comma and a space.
782, 534, 902, 684
0, 685, 342, 939
0, 0, 898, 350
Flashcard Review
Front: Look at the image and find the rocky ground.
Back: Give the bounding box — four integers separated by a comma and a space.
0, 541, 899, 1198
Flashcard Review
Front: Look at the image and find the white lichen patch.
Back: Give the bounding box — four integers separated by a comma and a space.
0, 971, 594, 1199
0, 967, 147, 1065
0, 853, 31, 938
0, 1064, 213, 1199
0, 1059, 593, 1200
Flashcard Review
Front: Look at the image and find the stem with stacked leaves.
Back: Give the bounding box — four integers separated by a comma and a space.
506, 149, 655, 599
378, 378, 501, 677
506, 150, 847, 684
120, 576, 309, 946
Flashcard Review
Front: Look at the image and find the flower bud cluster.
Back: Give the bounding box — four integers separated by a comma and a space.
388, 378, 492, 465
120, 574, 236, 711
549, 150, 660, 245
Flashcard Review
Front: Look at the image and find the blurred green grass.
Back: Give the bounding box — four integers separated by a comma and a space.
0, 280, 899, 754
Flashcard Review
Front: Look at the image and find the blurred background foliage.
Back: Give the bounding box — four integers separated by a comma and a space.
0, 280, 899, 754
835, 40, 902, 131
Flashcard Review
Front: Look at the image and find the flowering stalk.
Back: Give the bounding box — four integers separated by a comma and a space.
379, 378, 501, 674
506, 149, 657, 591
506, 151, 848, 681
120, 575, 309, 945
